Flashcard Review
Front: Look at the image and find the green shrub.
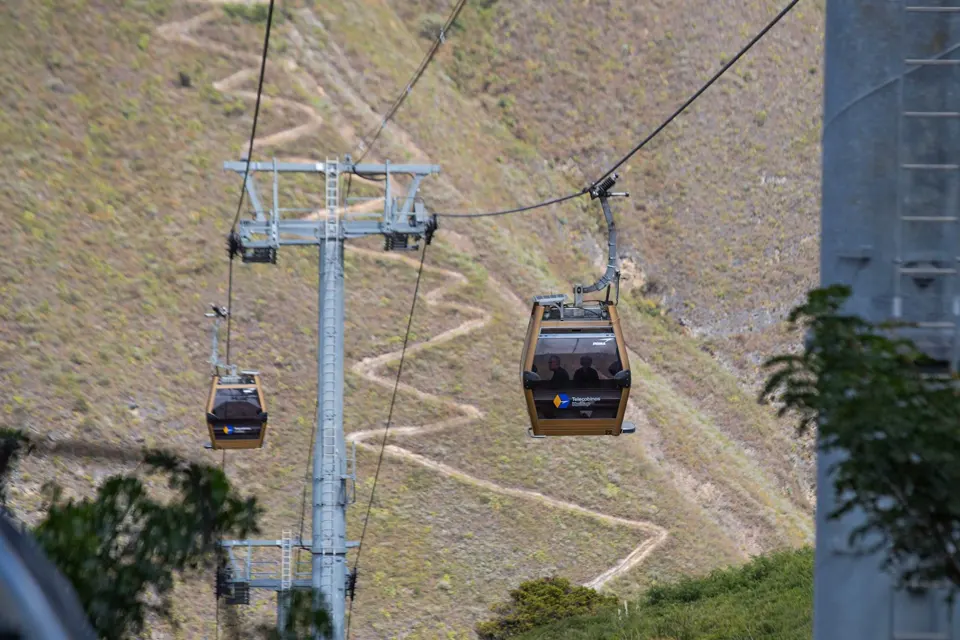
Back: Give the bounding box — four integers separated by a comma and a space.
475, 577, 617, 639
646, 550, 794, 606
221, 3, 286, 24
516, 548, 813, 640
418, 13, 446, 40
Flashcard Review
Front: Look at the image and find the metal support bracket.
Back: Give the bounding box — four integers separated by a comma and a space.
574, 174, 629, 307
224, 158, 441, 262
204, 305, 237, 377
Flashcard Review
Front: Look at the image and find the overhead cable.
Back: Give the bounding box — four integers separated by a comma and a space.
214, 9, 275, 636
228, 0, 276, 232
352, 0, 469, 164
434, 190, 586, 218
297, 398, 319, 554
346, 241, 430, 639
224, 0, 276, 365
588, 0, 801, 189
433, 0, 800, 219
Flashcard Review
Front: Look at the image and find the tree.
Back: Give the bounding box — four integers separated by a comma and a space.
0, 428, 32, 507
475, 577, 617, 639
0, 429, 264, 639
761, 284, 960, 588
254, 589, 333, 640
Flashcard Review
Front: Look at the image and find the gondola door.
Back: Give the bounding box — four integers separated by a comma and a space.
521, 304, 631, 437
206, 374, 269, 449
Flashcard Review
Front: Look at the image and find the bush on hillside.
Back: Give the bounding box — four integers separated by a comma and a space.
514, 548, 813, 640
254, 589, 333, 639
418, 13, 446, 40
417, 10, 467, 41
645, 548, 809, 606
475, 577, 617, 639
221, 3, 287, 24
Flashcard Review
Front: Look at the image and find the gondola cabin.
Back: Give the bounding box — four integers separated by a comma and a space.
206, 372, 269, 449
520, 296, 631, 437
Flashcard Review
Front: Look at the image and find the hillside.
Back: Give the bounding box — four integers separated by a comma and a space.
389, 0, 824, 387
514, 546, 813, 640
0, 0, 819, 637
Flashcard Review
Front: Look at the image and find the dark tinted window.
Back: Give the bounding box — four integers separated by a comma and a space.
212, 387, 263, 419
531, 332, 622, 390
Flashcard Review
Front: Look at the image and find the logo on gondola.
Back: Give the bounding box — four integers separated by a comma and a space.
223, 425, 234, 435
553, 393, 571, 409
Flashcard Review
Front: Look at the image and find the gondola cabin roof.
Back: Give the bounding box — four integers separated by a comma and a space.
520, 301, 631, 437
206, 372, 269, 450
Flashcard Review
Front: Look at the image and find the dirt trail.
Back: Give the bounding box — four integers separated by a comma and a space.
157, 0, 669, 591
157, 6, 375, 217
345, 248, 669, 589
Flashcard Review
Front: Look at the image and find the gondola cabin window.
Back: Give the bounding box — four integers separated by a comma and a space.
206, 373, 269, 449
520, 301, 631, 437
531, 331, 623, 420
210, 387, 263, 420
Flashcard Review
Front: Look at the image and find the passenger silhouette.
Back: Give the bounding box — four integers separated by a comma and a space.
573, 355, 600, 386
608, 358, 623, 376
547, 355, 569, 388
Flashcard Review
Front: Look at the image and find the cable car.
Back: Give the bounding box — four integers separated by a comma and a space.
521, 297, 631, 436
203, 305, 269, 450
520, 173, 635, 437
206, 371, 269, 449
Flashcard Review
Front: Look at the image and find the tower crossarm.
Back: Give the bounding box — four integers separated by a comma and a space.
223, 158, 439, 254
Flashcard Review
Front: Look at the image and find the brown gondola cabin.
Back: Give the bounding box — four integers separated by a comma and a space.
520, 298, 631, 437
206, 372, 269, 449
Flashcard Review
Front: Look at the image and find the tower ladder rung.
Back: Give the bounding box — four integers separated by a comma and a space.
900, 266, 958, 275
914, 322, 957, 329
904, 111, 960, 118
905, 58, 960, 66
901, 216, 959, 222
280, 530, 293, 591
907, 5, 960, 11
901, 163, 960, 170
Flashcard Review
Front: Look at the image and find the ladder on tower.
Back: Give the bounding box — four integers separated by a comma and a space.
894, 3, 960, 369
319, 158, 340, 602
280, 530, 293, 592
325, 158, 340, 241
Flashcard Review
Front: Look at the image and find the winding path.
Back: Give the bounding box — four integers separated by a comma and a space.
156, 1, 668, 591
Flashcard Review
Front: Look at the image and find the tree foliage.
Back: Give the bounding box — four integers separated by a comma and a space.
761, 284, 960, 588
253, 589, 333, 639
0, 428, 33, 508
0, 430, 264, 639
475, 577, 617, 639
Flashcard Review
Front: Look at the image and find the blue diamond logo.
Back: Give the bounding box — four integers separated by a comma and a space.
223, 425, 234, 435
554, 393, 570, 409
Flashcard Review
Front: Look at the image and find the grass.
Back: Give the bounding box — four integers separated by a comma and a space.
391, 0, 825, 388
382, 293, 810, 553
344, 453, 646, 639
619, 303, 814, 521
221, 2, 286, 25
515, 546, 813, 640
0, 0, 817, 636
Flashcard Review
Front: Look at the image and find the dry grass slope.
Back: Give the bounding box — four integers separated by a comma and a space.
399, 0, 825, 387
1, 0, 817, 637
